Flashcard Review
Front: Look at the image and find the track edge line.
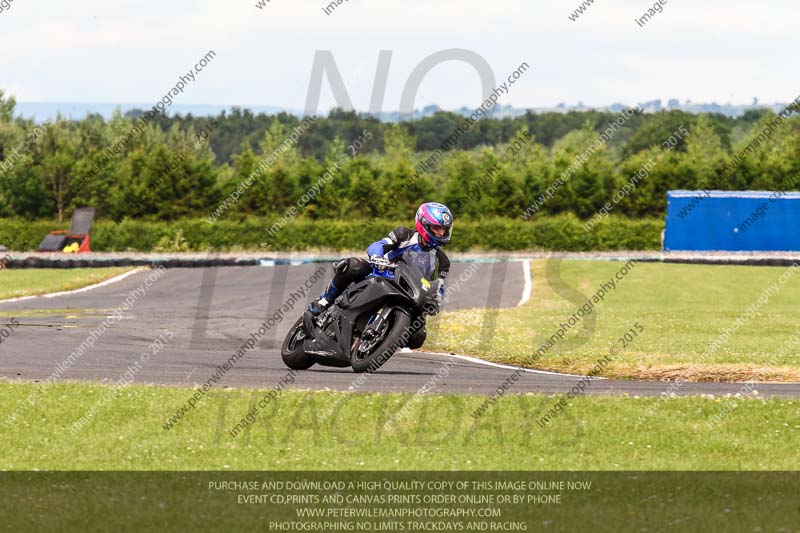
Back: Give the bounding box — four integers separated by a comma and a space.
0, 268, 147, 305
406, 349, 605, 380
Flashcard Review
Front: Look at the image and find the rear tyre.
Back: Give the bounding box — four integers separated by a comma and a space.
351, 310, 411, 374
281, 318, 315, 370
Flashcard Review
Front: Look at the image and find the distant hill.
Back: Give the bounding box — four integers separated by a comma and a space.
14, 100, 792, 123
14, 102, 300, 122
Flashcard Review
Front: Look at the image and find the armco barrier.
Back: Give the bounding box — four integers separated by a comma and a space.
665, 190, 800, 251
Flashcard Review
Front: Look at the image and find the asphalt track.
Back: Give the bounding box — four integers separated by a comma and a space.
2, 263, 800, 398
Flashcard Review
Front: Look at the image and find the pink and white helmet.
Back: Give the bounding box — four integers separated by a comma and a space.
415, 202, 454, 246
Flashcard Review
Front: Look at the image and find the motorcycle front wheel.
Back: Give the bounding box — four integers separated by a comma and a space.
350, 309, 411, 373
281, 318, 315, 370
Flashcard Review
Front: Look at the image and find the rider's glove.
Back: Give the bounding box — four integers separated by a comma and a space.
369, 254, 389, 271
425, 281, 444, 316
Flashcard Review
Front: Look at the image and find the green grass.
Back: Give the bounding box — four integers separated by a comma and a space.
0, 267, 134, 300
1, 382, 798, 470
426, 260, 800, 381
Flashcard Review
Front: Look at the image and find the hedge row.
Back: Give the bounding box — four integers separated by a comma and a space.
0, 215, 663, 252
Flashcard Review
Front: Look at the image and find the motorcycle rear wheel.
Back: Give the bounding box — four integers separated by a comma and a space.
351, 310, 411, 373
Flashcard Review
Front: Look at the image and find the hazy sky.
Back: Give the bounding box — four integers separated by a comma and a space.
1, 0, 797, 112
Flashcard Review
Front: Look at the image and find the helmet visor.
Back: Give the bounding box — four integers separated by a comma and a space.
428, 224, 452, 241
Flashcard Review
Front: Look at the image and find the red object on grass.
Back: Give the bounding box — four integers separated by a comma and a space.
37, 208, 95, 253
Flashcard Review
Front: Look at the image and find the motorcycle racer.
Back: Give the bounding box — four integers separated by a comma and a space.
307, 202, 453, 347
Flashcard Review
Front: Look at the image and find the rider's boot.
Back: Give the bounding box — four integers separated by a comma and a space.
307, 282, 339, 316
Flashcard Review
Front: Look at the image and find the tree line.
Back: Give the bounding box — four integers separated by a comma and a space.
0, 89, 797, 223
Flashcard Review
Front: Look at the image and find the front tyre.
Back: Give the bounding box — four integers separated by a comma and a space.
351, 310, 411, 374
281, 318, 315, 370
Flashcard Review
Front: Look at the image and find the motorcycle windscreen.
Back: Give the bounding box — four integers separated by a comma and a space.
401, 249, 437, 280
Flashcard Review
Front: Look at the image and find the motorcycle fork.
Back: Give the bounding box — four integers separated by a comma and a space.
356, 306, 391, 352
363, 306, 386, 336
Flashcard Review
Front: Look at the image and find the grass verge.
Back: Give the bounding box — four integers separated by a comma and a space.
1, 382, 798, 470
426, 260, 800, 381
0, 267, 134, 300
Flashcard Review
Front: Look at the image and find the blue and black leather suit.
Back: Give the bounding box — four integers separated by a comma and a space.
317, 226, 450, 348
329, 226, 449, 298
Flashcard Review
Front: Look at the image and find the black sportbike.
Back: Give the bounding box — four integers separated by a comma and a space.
281, 251, 441, 373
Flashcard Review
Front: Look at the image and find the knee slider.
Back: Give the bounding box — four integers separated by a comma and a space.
333, 259, 349, 274
407, 327, 427, 350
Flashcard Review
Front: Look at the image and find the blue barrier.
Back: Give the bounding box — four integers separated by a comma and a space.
665, 190, 800, 251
